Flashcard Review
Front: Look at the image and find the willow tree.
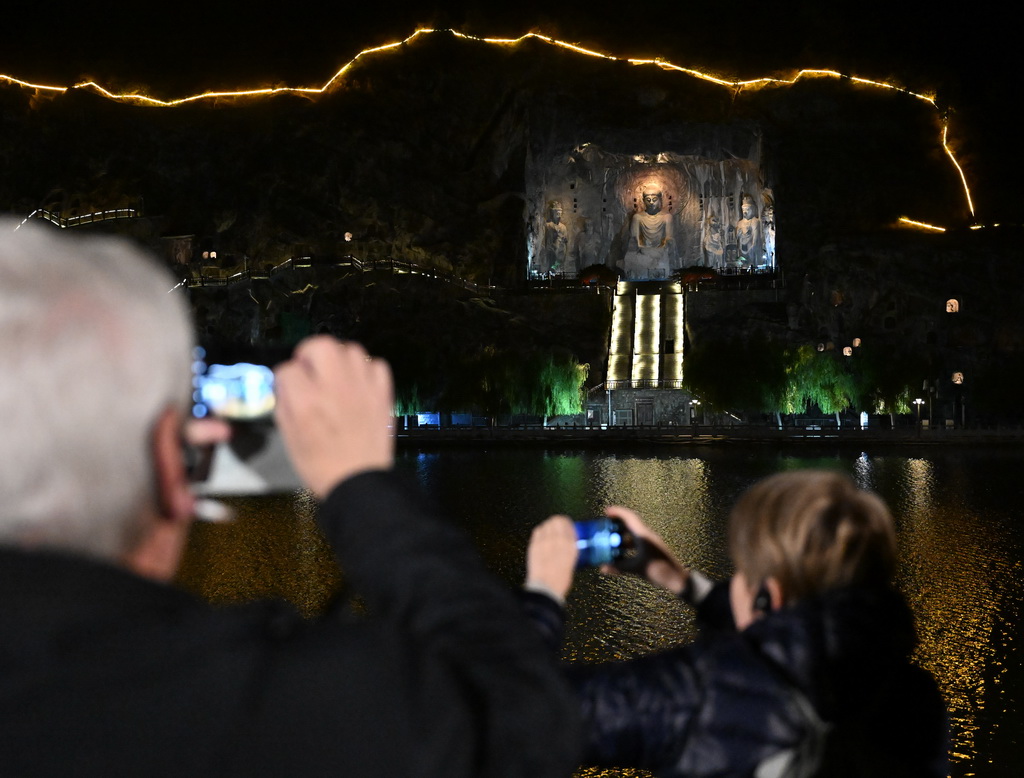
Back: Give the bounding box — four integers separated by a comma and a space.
534, 353, 589, 418
781, 346, 861, 426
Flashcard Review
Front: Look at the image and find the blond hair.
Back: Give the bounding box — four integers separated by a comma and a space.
727, 470, 896, 602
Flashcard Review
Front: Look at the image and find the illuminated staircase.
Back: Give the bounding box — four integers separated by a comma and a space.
606, 281, 684, 388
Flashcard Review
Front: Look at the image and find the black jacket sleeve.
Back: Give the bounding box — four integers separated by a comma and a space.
313, 470, 582, 778
565, 644, 706, 771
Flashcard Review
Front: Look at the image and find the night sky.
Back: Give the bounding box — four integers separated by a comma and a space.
1, 1, 1016, 222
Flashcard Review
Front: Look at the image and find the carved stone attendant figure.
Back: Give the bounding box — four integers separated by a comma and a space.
625, 184, 675, 279
702, 212, 725, 267
736, 195, 762, 266
541, 200, 568, 275
574, 218, 603, 271
762, 204, 776, 268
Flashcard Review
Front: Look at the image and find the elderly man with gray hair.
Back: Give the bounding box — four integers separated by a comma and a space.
0, 222, 579, 777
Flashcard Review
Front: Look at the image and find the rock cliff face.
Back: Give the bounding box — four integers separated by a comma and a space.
2, 30, 1013, 416
2, 32, 966, 274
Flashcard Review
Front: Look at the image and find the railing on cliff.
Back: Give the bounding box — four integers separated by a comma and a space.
185, 254, 779, 295
9, 207, 773, 297
185, 254, 618, 295
188, 254, 499, 294
15, 207, 142, 231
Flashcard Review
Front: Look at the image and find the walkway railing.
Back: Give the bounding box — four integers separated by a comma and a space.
188, 253, 780, 296
605, 379, 685, 389
15, 207, 141, 231
187, 254, 619, 296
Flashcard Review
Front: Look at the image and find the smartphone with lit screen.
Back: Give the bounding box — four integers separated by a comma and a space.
190, 345, 303, 496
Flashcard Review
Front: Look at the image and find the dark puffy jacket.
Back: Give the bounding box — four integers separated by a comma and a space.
563, 583, 948, 777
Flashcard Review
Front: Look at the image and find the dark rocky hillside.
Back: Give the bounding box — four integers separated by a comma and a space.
2, 30, 1015, 416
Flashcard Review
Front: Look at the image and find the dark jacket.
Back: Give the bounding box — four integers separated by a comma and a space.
0, 471, 580, 777
552, 581, 947, 777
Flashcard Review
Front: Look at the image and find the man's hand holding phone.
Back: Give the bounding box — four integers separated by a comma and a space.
274, 337, 395, 499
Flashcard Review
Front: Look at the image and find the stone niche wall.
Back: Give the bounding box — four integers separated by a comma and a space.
528, 137, 775, 280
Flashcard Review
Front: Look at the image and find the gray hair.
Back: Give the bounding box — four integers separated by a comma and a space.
0, 221, 193, 559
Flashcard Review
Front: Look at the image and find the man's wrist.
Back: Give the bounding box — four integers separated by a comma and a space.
523, 579, 566, 607
318, 466, 394, 501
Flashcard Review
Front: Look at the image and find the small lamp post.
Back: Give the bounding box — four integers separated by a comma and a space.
913, 398, 924, 436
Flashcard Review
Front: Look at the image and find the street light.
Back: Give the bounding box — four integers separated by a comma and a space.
913, 398, 924, 435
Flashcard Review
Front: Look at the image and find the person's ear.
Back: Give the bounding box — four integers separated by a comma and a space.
762, 577, 785, 612
151, 406, 195, 523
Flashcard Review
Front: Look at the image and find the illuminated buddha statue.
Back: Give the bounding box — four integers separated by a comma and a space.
625, 184, 675, 279
736, 195, 762, 265
631, 186, 674, 251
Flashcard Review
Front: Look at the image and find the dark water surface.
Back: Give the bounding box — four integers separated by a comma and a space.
177, 445, 1024, 777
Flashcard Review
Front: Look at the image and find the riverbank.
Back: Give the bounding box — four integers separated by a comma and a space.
396, 424, 1024, 447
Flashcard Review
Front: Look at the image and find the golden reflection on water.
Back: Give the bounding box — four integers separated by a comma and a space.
176, 490, 342, 618
562, 457, 724, 662
174, 449, 1023, 777
885, 456, 1015, 774
564, 456, 726, 778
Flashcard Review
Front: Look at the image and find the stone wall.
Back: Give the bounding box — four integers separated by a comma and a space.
588, 386, 696, 427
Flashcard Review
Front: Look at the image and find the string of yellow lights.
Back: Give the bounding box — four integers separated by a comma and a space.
941, 124, 975, 217
898, 217, 946, 232
0, 74, 66, 94
0, 27, 975, 222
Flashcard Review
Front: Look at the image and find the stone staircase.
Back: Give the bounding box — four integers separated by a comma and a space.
606, 281, 684, 389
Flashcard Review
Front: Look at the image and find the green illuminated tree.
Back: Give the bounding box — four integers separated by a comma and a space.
534, 353, 590, 417
781, 345, 861, 424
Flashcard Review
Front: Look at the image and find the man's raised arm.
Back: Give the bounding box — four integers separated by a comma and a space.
273, 337, 580, 777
